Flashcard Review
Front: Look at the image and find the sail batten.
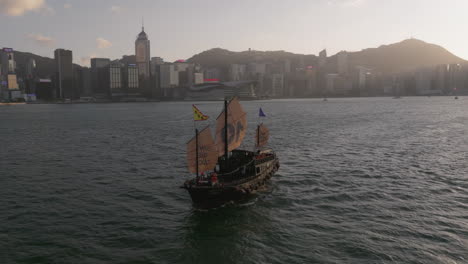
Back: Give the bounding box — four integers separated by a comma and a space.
187, 126, 218, 174
215, 97, 247, 156
256, 123, 269, 148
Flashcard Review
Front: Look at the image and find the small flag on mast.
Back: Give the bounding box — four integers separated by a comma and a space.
193, 105, 209, 121
259, 108, 266, 117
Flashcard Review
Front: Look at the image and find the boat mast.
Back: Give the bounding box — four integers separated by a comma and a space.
195, 128, 199, 178
224, 99, 228, 160
257, 125, 260, 149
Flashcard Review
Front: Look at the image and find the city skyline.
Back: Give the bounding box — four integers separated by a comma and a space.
1, 0, 468, 66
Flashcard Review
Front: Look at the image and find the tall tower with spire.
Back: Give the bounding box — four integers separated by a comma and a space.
135, 22, 151, 79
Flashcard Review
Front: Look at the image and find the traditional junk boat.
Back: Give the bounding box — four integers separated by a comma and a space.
182, 98, 280, 206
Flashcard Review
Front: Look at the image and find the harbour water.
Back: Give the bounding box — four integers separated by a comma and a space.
1, 97, 468, 263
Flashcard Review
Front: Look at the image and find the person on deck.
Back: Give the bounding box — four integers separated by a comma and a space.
211, 172, 218, 186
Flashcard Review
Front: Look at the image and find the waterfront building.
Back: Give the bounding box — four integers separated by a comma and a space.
151, 57, 164, 65
124, 64, 139, 93
434, 64, 448, 94
149, 57, 165, 99
229, 64, 247, 81
248, 63, 267, 75
337, 51, 348, 75
284, 60, 291, 73
35, 79, 54, 100
158, 64, 180, 99
26, 58, 36, 76
24, 58, 37, 95
91, 58, 111, 97
305, 66, 318, 96
91, 58, 111, 68
334, 76, 353, 96
248, 63, 266, 96
74, 67, 92, 98
447, 64, 464, 94
83, 68, 92, 97
356, 66, 371, 95
319, 49, 327, 68
223, 81, 257, 99
326, 73, 340, 94
194, 73, 204, 84
185, 80, 257, 100
7, 75, 19, 97
181, 64, 194, 86
159, 64, 172, 89
270, 73, 284, 97
174, 61, 190, 73
110, 62, 123, 97
459, 65, 468, 95
0, 48, 20, 100
286, 72, 316, 97
1, 48, 15, 75
204, 68, 222, 80
152, 61, 198, 99
54, 49, 74, 99
415, 67, 438, 95
163, 64, 179, 87
315, 49, 328, 96
150, 58, 164, 76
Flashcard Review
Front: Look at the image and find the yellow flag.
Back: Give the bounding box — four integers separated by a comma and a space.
193, 105, 209, 121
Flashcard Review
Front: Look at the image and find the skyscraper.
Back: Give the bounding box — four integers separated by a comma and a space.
54, 49, 73, 99
135, 26, 151, 79
318, 49, 327, 68
1, 48, 16, 76
90, 58, 110, 97
109, 62, 123, 98
74, 66, 92, 98
337, 51, 348, 75
124, 64, 139, 93
0, 48, 18, 100
25, 58, 37, 95
150, 57, 164, 98
317, 49, 328, 96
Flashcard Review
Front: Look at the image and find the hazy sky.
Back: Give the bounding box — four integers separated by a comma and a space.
1, 0, 467, 66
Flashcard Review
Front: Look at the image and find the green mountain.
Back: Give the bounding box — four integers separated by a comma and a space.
8, 39, 466, 79
346, 39, 465, 73
188, 39, 466, 74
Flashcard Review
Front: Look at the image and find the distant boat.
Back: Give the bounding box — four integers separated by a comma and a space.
182, 97, 280, 207
392, 76, 403, 99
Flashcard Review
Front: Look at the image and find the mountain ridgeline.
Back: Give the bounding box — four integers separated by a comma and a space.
347, 39, 465, 73
7, 38, 466, 79
188, 39, 466, 75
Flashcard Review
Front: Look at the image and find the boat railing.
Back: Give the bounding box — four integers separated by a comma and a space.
219, 160, 255, 183
255, 154, 275, 164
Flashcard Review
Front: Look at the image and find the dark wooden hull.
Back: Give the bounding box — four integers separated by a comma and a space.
183, 154, 279, 207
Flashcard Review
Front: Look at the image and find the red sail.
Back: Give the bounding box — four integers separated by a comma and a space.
215, 97, 247, 156
187, 127, 218, 174
256, 123, 270, 148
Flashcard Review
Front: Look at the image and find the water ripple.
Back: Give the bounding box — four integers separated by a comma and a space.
2, 98, 468, 263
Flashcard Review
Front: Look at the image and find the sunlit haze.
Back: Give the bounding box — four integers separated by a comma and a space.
1, 0, 468, 65
4, 1, 468, 263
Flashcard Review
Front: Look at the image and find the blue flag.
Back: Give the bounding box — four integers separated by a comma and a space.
259, 108, 266, 117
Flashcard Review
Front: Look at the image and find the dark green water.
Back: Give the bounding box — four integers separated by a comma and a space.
1, 98, 468, 263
